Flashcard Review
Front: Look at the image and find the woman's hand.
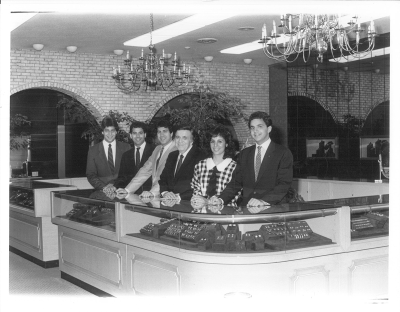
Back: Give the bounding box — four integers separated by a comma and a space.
190, 194, 207, 209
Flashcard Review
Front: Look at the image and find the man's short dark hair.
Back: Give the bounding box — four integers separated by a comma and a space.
130, 121, 147, 134
101, 116, 119, 131
248, 111, 272, 128
156, 119, 174, 133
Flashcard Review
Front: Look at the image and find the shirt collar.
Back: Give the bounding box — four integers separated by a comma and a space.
256, 138, 271, 150
161, 140, 173, 151
206, 157, 233, 171
103, 140, 116, 149
135, 141, 146, 150
179, 145, 193, 158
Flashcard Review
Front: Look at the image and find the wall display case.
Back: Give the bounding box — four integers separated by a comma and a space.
9, 181, 76, 267
50, 189, 389, 298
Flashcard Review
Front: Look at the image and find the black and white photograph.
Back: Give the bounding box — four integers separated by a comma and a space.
2, 0, 399, 311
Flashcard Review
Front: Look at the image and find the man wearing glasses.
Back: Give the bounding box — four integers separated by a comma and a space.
86, 116, 131, 191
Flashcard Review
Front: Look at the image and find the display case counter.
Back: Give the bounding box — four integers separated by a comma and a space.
9, 180, 76, 268
51, 189, 389, 298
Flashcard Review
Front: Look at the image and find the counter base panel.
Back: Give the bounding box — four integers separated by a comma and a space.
126, 243, 388, 298
10, 212, 58, 263
58, 226, 127, 296
9, 246, 59, 269
61, 271, 113, 297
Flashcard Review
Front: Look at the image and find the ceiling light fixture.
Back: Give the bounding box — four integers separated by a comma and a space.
32, 44, 44, 51
328, 47, 390, 63
243, 58, 252, 64
113, 50, 124, 55
112, 14, 191, 93
124, 13, 235, 47
204, 56, 213, 62
66, 46, 77, 53
260, 14, 377, 63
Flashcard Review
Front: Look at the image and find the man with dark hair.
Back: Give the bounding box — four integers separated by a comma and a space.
86, 115, 131, 191
116, 119, 177, 198
108, 121, 156, 193
159, 125, 206, 200
210, 111, 293, 206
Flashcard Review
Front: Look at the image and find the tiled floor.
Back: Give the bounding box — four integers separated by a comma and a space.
9, 251, 94, 296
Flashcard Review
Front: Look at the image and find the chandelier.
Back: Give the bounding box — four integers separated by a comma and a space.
259, 14, 377, 63
112, 14, 192, 93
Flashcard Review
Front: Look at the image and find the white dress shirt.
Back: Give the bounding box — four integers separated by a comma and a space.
103, 140, 116, 165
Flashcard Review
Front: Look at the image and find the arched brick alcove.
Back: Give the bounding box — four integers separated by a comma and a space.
288, 91, 338, 122
10, 81, 104, 120
145, 88, 250, 148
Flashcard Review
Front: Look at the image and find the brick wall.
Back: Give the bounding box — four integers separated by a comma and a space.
10, 49, 269, 147
287, 67, 390, 123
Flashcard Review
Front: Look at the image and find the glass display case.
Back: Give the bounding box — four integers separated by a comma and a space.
51, 189, 120, 240
9, 180, 74, 217
118, 193, 343, 253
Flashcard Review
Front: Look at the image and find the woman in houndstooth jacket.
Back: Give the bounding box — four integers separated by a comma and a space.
190, 126, 239, 208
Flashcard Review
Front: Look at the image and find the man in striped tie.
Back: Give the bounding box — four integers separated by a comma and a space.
86, 116, 130, 191
210, 111, 293, 207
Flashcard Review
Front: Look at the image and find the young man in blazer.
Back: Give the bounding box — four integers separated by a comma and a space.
159, 125, 206, 201
116, 119, 177, 198
86, 116, 131, 191
111, 121, 156, 193
211, 111, 293, 207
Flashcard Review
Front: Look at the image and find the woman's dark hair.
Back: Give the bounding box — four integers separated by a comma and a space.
206, 125, 236, 159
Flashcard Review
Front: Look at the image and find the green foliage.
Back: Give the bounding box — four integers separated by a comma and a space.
151, 85, 246, 151
57, 95, 137, 145
340, 113, 365, 137
10, 114, 31, 150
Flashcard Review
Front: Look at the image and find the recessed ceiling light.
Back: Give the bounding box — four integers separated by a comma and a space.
124, 13, 234, 47
185, 46, 191, 49
238, 27, 255, 31
197, 38, 218, 44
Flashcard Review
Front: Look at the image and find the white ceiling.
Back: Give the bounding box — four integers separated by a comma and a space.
9, 7, 391, 68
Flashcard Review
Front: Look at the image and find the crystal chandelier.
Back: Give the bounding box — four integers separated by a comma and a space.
259, 14, 377, 63
112, 14, 191, 93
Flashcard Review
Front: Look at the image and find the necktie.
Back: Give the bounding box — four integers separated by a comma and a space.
156, 146, 164, 170
255, 146, 262, 181
136, 147, 141, 170
206, 166, 219, 198
108, 144, 114, 173
175, 155, 184, 176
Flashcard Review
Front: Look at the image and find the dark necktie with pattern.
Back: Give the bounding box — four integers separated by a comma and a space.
156, 146, 164, 170
175, 154, 184, 177
136, 147, 141, 170
108, 144, 114, 173
254, 146, 262, 181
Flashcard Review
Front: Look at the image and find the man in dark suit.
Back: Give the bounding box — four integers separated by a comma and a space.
159, 125, 206, 201
111, 121, 156, 194
86, 116, 131, 191
212, 111, 293, 207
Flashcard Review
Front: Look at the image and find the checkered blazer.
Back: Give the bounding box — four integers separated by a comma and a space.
191, 158, 239, 204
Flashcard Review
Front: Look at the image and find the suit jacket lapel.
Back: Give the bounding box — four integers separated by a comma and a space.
140, 144, 151, 167
98, 142, 112, 174
255, 142, 275, 184
174, 146, 195, 181
246, 145, 256, 184
114, 141, 124, 173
